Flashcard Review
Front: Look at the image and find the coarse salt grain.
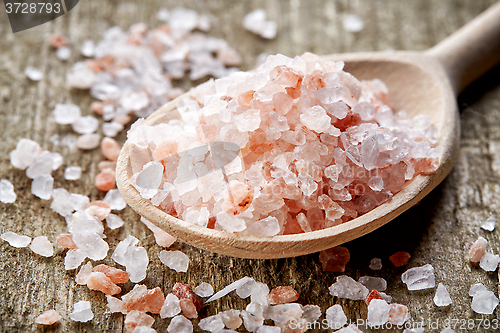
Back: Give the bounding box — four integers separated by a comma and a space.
369, 257, 382, 270
0, 179, 17, 203
25, 66, 43, 81
65, 166, 82, 180
434, 283, 452, 307
52, 103, 82, 125
69, 301, 93, 322
35, 309, 61, 326
30, 236, 54, 257
481, 215, 496, 231
31, 174, 54, 200
1, 231, 31, 248
329, 275, 369, 300
159, 250, 190, 272
401, 264, 435, 291
342, 14, 364, 32
194, 282, 214, 297
469, 236, 488, 263
479, 252, 500, 271
325, 304, 347, 329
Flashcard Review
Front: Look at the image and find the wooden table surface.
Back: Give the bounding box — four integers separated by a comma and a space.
1, 0, 500, 332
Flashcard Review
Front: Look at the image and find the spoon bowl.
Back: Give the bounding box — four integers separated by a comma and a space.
117, 3, 500, 259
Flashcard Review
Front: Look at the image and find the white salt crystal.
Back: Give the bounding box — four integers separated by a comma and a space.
70, 194, 90, 211
255, 326, 280, 333
102, 122, 124, 137
337, 324, 364, 333
301, 305, 321, 323
111, 235, 139, 266
250, 282, 269, 306
481, 215, 496, 231
81, 39, 95, 57
69, 301, 93, 322
299, 106, 331, 133
72, 116, 99, 134
342, 14, 364, 32
358, 276, 387, 292
65, 166, 82, 180
0, 179, 17, 203
194, 282, 214, 297
64, 249, 87, 270
124, 246, 149, 283
160, 293, 181, 319
246, 217, 280, 236
433, 283, 452, 306
262, 303, 302, 325
329, 275, 369, 300
207, 276, 254, 303
1, 232, 31, 247
441, 329, 455, 333
135, 161, 164, 199
367, 299, 390, 326
106, 295, 123, 313
30, 236, 54, 257
167, 315, 193, 333
10, 139, 41, 170
53, 103, 82, 125
243, 9, 277, 39
158, 250, 189, 272
50, 188, 74, 216
157, 8, 170, 22
479, 252, 500, 271
402, 328, 425, 333
106, 214, 124, 229
77, 133, 101, 150
25, 66, 43, 81
76, 261, 93, 285
236, 278, 257, 299
469, 283, 488, 297
216, 212, 247, 232
56, 46, 71, 61
103, 189, 127, 210
325, 304, 347, 329
132, 327, 156, 333
471, 290, 499, 314
240, 310, 264, 332
235, 109, 261, 132
198, 314, 225, 332
69, 211, 104, 235
72, 232, 109, 261
401, 264, 435, 290
26, 151, 62, 179
369, 258, 382, 270
67, 62, 95, 89
31, 174, 54, 200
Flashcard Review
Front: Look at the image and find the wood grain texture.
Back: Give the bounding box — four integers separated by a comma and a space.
0, 0, 499, 332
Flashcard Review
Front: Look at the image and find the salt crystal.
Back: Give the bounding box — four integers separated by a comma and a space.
56, 46, 71, 61
106, 214, 124, 229
402, 329, 425, 333
262, 303, 302, 325
337, 324, 364, 333
481, 215, 496, 231
216, 212, 247, 232
469, 283, 488, 297
31, 175, 54, 200
65, 166, 82, 180
35, 309, 61, 326
433, 283, 452, 306
72, 232, 109, 261
69, 210, 104, 235
388, 303, 409, 325
134, 161, 164, 199
480, 252, 500, 271
160, 293, 181, 318
198, 314, 225, 332
159, 250, 189, 272
299, 106, 331, 133
101, 137, 121, 161
369, 258, 382, 270
81, 39, 95, 57
112, 235, 139, 266
124, 245, 149, 283
240, 310, 264, 332
194, 282, 214, 297
469, 236, 488, 263
235, 109, 261, 132
255, 326, 281, 333
69, 301, 93, 322
102, 121, 124, 137
358, 276, 387, 292
141, 217, 177, 247
250, 282, 270, 306
95, 168, 116, 191
72, 115, 99, 134
1, 231, 31, 247
106, 295, 123, 313
325, 304, 347, 329
0, 179, 17, 203
267, 286, 299, 305
76, 261, 93, 285
401, 264, 435, 290
167, 315, 193, 333
77, 133, 101, 150
86, 271, 121, 295
367, 299, 390, 326
30, 236, 54, 257
103, 189, 127, 210
389, 251, 411, 267
132, 327, 157, 333
67, 62, 95, 89
26, 151, 62, 179
25, 66, 43, 81
220, 310, 242, 330
64, 249, 87, 270
471, 290, 499, 314
125, 311, 155, 332
329, 275, 369, 300
207, 277, 254, 303
10, 138, 41, 170
52, 103, 81, 125
243, 9, 277, 39
342, 14, 364, 32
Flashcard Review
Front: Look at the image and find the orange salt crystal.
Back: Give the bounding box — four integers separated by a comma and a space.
388, 303, 409, 325
179, 299, 198, 319
95, 168, 116, 192
85, 200, 111, 220
57, 233, 77, 249
98, 160, 116, 171
49, 34, 67, 48
122, 286, 165, 314
237, 90, 255, 106
365, 290, 384, 305
333, 111, 361, 131
172, 283, 202, 312
152, 140, 178, 161
267, 286, 300, 305
86, 272, 121, 295
221, 181, 254, 215
101, 137, 122, 161
90, 101, 104, 115
389, 251, 411, 267
93, 264, 130, 284
319, 246, 350, 272
469, 237, 488, 263
35, 309, 61, 326
124, 311, 154, 333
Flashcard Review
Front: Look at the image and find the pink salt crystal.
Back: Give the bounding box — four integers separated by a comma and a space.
388, 303, 409, 325
57, 233, 77, 249
35, 309, 61, 326
85, 201, 111, 220
141, 217, 177, 248
122, 285, 165, 314
365, 290, 384, 305
101, 137, 122, 161
98, 160, 117, 171
389, 251, 411, 267
93, 264, 130, 284
106, 295, 124, 313
318, 194, 344, 220
172, 283, 202, 312
319, 246, 350, 272
270, 65, 302, 87
469, 237, 488, 263
95, 168, 116, 192
179, 299, 198, 319
86, 272, 122, 295
125, 311, 155, 333
76, 261, 93, 285
217, 48, 242, 67
267, 286, 299, 305
50, 34, 67, 48
221, 181, 254, 215
91, 101, 104, 115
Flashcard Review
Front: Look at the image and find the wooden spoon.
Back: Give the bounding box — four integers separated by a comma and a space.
117, 3, 500, 259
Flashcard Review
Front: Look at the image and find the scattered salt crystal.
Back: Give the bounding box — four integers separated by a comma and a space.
243, 9, 277, 39
401, 264, 435, 290
433, 283, 452, 306
194, 282, 214, 297
358, 276, 387, 292
106, 214, 124, 229
262, 303, 302, 325
0, 179, 17, 203
112, 235, 139, 266
301, 305, 321, 323
26, 151, 62, 179
240, 310, 264, 332
369, 258, 382, 270
66, 62, 95, 89
101, 137, 121, 161
76, 261, 93, 285
250, 282, 269, 306
160, 293, 181, 319
25, 66, 43, 81
389, 251, 411, 267
300, 106, 331, 133
342, 14, 364, 32
132, 327, 157, 333
124, 245, 149, 283
141, 217, 176, 247
86, 271, 121, 295
125, 311, 155, 332
367, 299, 390, 326
1, 231, 31, 248
102, 121, 124, 137
10, 138, 41, 170
469, 236, 488, 263
481, 215, 496, 231
106, 295, 123, 313
388, 303, 409, 325
69, 301, 93, 322
52, 103, 82, 125
134, 161, 164, 199
471, 290, 499, 314
267, 286, 299, 305
325, 304, 347, 329
64, 249, 87, 270
329, 275, 369, 300
469, 283, 488, 297
72, 232, 109, 261
207, 277, 254, 303
35, 309, 61, 326
69, 210, 104, 235
72, 116, 99, 134
80, 39, 95, 57
255, 326, 281, 333
159, 250, 189, 272
103, 189, 127, 210
198, 314, 225, 332
479, 252, 500, 271
220, 310, 242, 330
30, 236, 54, 257
65, 166, 82, 180
337, 324, 364, 333
77, 133, 101, 150
168, 315, 193, 333
31, 174, 54, 200
56, 46, 71, 61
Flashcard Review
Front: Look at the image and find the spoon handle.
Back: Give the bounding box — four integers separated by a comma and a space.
426, 2, 500, 95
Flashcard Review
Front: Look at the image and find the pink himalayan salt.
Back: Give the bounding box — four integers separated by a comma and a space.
267, 286, 300, 305
35, 309, 61, 326
221, 181, 254, 215
57, 233, 77, 249
50, 34, 67, 48
125, 311, 155, 333
319, 246, 350, 272
365, 289, 384, 305
76, 261, 94, 285
122, 285, 165, 314
91, 101, 104, 115
95, 168, 116, 192
179, 299, 198, 319
172, 283, 202, 312
85, 201, 111, 220
388, 303, 409, 325
389, 251, 411, 267
98, 160, 117, 171
93, 264, 130, 284
101, 137, 122, 161
470, 237, 488, 263
86, 271, 122, 295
